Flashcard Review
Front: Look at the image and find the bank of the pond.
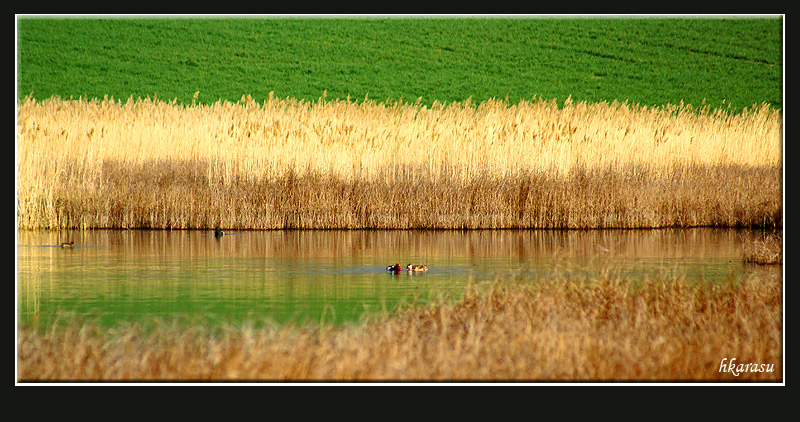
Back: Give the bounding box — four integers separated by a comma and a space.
17, 270, 782, 382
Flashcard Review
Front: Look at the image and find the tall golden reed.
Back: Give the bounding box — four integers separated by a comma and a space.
16, 95, 782, 230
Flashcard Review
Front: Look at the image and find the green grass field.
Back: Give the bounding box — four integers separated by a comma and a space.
16, 16, 783, 111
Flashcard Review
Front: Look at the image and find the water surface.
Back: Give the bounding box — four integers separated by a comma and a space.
17, 228, 772, 329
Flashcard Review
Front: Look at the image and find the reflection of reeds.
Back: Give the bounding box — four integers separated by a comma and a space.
15, 227, 767, 261
17, 271, 782, 381
16, 96, 782, 229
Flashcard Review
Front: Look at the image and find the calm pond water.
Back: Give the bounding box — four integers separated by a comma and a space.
17, 228, 774, 329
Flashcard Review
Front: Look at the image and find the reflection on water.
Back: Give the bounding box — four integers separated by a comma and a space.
17, 228, 776, 328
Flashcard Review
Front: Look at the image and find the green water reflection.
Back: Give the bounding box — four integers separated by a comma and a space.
17, 228, 775, 329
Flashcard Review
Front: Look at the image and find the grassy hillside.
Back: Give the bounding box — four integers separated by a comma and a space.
16, 16, 783, 111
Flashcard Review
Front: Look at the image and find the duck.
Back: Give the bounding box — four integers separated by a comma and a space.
59, 241, 74, 248
214, 228, 224, 238
406, 264, 428, 272
386, 263, 402, 273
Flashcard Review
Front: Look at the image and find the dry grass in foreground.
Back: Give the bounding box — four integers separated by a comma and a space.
16, 96, 781, 230
17, 271, 782, 382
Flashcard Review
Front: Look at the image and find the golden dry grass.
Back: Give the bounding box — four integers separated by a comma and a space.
743, 231, 782, 265
16, 95, 782, 230
17, 270, 782, 382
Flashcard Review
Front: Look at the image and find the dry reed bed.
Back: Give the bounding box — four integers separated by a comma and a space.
743, 231, 782, 265
17, 272, 782, 381
16, 96, 782, 230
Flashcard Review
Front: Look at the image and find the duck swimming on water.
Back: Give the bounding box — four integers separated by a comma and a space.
214, 228, 224, 238
386, 263, 402, 273
406, 264, 428, 272
59, 241, 74, 248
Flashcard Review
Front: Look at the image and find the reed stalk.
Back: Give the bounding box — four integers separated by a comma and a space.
743, 231, 782, 265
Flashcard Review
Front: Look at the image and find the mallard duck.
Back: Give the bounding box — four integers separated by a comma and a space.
59, 241, 74, 248
406, 264, 428, 272
214, 228, 224, 238
386, 263, 402, 273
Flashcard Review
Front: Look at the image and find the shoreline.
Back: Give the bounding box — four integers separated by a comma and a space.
17, 272, 782, 382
